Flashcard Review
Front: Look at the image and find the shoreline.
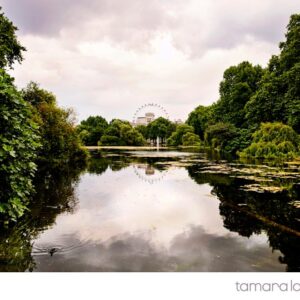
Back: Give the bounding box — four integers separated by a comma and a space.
85, 146, 171, 150
84, 146, 202, 150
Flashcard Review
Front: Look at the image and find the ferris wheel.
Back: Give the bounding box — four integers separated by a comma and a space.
132, 103, 169, 125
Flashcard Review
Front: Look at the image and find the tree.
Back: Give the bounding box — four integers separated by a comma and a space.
135, 125, 148, 140
0, 71, 40, 221
0, 9, 39, 222
167, 124, 194, 146
22, 82, 87, 163
182, 132, 201, 146
147, 117, 175, 142
21, 81, 55, 106
279, 14, 300, 72
186, 105, 215, 139
100, 119, 127, 146
285, 63, 300, 132
214, 61, 264, 128
246, 14, 300, 133
0, 7, 26, 69
77, 115, 108, 146
120, 124, 145, 146
99, 119, 145, 146
239, 122, 300, 159
222, 127, 254, 154
204, 122, 237, 151
245, 71, 284, 127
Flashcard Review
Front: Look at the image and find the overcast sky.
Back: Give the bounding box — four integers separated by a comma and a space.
2, 0, 300, 123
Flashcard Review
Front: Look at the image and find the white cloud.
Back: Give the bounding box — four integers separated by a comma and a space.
3, 0, 300, 122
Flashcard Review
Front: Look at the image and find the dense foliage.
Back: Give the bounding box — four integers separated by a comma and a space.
22, 82, 88, 163
0, 71, 40, 221
245, 14, 300, 132
186, 105, 214, 139
99, 119, 145, 146
215, 62, 264, 128
77, 116, 177, 146
204, 122, 237, 151
167, 124, 195, 146
146, 117, 175, 142
0, 9, 39, 222
77, 116, 108, 146
0, 8, 25, 69
182, 132, 201, 146
240, 123, 299, 159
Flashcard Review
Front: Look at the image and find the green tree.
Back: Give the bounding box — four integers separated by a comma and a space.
100, 119, 145, 146
182, 132, 202, 146
22, 82, 87, 163
214, 61, 264, 128
246, 14, 300, 132
240, 122, 300, 159
77, 115, 108, 146
0, 71, 40, 221
167, 124, 194, 146
147, 117, 175, 142
21, 81, 55, 106
279, 14, 300, 71
0, 9, 39, 222
135, 125, 148, 140
204, 122, 237, 151
0, 7, 26, 69
120, 124, 145, 146
222, 127, 254, 154
186, 105, 215, 139
100, 119, 127, 146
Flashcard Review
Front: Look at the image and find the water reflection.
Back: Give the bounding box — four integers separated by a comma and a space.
188, 164, 300, 271
32, 225, 283, 272
0, 163, 85, 271
0, 150, 299, 271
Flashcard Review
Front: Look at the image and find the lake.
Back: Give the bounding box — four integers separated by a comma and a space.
1, 149, 300, 272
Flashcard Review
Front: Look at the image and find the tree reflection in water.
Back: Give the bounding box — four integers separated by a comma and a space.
0, 150, 300, 271
187, 164, 300, 272
0, 162, 85, 271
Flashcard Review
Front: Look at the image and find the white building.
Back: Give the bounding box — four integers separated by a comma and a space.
174, 119, 183, 125
135, 112, 155, 126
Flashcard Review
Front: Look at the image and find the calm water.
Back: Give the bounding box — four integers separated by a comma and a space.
1, 149, 300, 272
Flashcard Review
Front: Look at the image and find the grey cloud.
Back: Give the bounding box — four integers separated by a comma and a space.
3, 0, 300, 56
3, 0, 300, 122
33, 226, 284, 271
171, 1, 300, 56
1, 0, 178, 36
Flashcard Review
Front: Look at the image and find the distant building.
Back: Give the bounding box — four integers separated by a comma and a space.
145, 112, 155, 123
174, 119, 183, 125
134, 112, 155, 126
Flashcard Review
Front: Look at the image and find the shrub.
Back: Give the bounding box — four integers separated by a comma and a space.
239, 122, 299, 159
182, 132, 202, 146
167, 124, 194, 146
222, 127, 255, 154
204, 122, 237, 150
